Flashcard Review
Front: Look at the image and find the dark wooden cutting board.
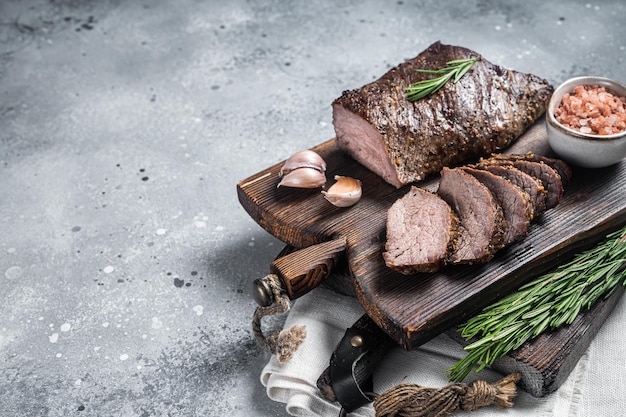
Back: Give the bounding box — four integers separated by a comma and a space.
279, 241, 624, 397
238, 117, 626, 350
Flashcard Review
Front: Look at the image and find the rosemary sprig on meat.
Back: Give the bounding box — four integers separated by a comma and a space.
447, 225, 626, 382
404, 57, 479, 101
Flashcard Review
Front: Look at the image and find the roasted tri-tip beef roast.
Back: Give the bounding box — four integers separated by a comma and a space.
332, 41, 554, 188
384, 153, 571, 274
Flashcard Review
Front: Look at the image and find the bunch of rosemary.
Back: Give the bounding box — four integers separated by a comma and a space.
447, 225, 626, 382
404, 57, 479, 101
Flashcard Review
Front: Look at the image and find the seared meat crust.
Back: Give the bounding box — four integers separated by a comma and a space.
333, 41, 554, 188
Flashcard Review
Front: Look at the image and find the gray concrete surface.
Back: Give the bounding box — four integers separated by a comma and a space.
1, 1, 624, 416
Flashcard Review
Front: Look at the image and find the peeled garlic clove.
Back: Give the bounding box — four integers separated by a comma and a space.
322, 176, 362, 207
277, 167, 327, 188
280, 150, 327, 177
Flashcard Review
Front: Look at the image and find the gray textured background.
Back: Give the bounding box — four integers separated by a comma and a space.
1, 1, 624, 416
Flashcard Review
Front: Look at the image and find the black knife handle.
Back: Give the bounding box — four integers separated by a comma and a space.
325, 314, 395, 413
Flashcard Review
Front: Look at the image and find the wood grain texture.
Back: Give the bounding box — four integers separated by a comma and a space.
497, 288, 624, 397
237, 117, 626, 349
447, 288, 624, 397
270, 237, 347, 299
278, 244, 624, 398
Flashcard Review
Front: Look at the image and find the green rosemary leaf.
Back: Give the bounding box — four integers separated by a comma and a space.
453, 60, 475, 83
520, 303, 551, 320
415, 68, 449, 75
475, 361, 488, 373
531, 314, 551, 338
463, 335, 496, 350
447, 226, 626, 382
405, 57, 479, 101
445, 58, 477, 64
491, 323, 524, 341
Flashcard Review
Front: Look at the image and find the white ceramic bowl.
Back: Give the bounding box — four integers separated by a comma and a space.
546, 76, 626, 168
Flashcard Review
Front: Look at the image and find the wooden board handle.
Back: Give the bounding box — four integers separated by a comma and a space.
253, 237, 348, 306
272, 237, 348, 299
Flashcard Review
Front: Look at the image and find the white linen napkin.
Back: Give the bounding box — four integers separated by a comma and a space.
261, 286, 625, 417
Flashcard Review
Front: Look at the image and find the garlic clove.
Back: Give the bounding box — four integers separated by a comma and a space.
277, 167, 327, 189
322, 175, 362, 207
280, 150, 327, 177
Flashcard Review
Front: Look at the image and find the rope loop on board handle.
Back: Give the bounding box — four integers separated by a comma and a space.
251, 274, 306, 363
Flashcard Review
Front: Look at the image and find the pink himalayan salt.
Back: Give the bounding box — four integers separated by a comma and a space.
554, 84, 626, 136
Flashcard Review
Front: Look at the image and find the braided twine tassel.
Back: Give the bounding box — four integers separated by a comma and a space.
252, 274, 306, 363
373, 373, 521, 417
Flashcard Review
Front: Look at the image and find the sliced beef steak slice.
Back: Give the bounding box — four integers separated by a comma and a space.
437, 168, 506, 265
477, 164, 548, 216
332, 41, 554, 188
461, 167, 533, 245
506, 161, 563, 209
383, 186, 459, 274
478, 158, 564, 210
490, 153, 573, 185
